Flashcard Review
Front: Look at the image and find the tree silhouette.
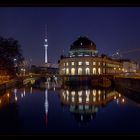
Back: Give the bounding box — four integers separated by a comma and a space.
0, 37, 24, 78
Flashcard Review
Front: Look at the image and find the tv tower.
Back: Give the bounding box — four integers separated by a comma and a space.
44, 25, 48, 63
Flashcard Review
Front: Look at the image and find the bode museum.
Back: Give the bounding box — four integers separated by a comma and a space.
59, 36, 124, 76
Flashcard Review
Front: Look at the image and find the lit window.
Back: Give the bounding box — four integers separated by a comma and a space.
78, 68, 82, 75
71, 91, 75, 96
93, 62, 96, 65
78, 91, 82, 96
85, 61, 89, 65
98, 62, 100, 66
79, 97, 82, 103
93, 68, 96, 74
78, 62, 82, 65
66, 68, 69, 75
71, 68, 75, 75
103, 62, 105, 66
71, 62, 74, 65
86, 97, 89, 103
63, 63, 65, 66
66, 62, 69, 66
85, 68, 90, 75
98, 68, 101, 74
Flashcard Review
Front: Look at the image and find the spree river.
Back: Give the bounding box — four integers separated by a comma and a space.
0, 83, 140, 134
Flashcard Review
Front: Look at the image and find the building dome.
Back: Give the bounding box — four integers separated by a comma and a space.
70, 36, 96, 51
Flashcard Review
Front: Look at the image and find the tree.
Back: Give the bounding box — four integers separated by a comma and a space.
0, 36, 24, 78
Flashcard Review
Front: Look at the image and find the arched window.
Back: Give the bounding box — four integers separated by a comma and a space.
71, 68, 75, 75
66, 68, 69, 75
78, 68, 82, 75
85, 68, 90, 75
93, 68, 96, 74
98, 68, 101, 74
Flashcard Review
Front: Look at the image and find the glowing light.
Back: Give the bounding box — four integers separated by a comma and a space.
119, 94, 121, 97
85, 67, 90, 75
79, 97, 82, 103
71, 62, 74, 65
7, 93, 10, 98
93, 62, 96, 65
15, 96, 18, 101
30, 87, 32, 93
66, 68, 69, 75
93, 97, 96, 102
114, 96, 116, 99
53, 87, 55, 91
66, 90, 69, 96
21, 94, 23, 98
93, 68, 96, 74
86, 90, 90, 96
86, 97, 89, 102
98, 90, 101, 95
85, 61, 89, 65
71, 68, 75, 75
122, 98, 125, 103
93, 90, 96, 96
78, 62, 82, 65
117, 99, 119, 104
78, 91, 82, 96
14, 88, 17, 94
78, 68, 82, 75
71, 91, 75, 96
45, 89, 48, 114
23, 88, 26, 96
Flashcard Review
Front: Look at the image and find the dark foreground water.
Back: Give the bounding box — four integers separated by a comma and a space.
0, 84, 140, 134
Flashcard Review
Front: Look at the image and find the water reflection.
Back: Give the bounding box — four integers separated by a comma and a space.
45, 88, 48, 125
59, 87, 124, 123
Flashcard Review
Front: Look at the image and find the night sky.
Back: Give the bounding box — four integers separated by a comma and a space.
0, 7, 140, 65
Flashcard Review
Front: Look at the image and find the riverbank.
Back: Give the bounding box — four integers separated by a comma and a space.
0, 79, 23, 93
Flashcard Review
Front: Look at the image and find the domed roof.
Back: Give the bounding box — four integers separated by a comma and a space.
70, 36, 96, 51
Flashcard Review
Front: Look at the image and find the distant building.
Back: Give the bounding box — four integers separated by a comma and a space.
59, 36, 123, 75
119, 59, 139, 73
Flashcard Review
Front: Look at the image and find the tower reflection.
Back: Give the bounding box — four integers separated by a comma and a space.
45, 88, 48, 125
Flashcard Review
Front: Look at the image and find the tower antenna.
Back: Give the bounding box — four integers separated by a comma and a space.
44, 24, 48, 63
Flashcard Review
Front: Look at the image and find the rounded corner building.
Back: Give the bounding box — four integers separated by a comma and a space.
59, 36, 123, 75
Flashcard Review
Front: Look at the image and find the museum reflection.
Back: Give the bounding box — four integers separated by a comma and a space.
59, 86, 125, 123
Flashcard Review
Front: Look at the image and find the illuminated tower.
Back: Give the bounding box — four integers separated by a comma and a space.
44, 25, 48, 63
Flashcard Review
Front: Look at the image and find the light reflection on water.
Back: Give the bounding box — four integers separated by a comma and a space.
0, 84, 140, 134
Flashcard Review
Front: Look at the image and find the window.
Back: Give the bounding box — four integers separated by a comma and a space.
93, 62, 96, 65
63, 63, 65, 66
71, 68, 75, 75
78, 68, 82, 75
85, 68, 90, 75
66, 62, 69, 66
98, 62, 100, 66
71, 62, 74, 66
85, 61, 89, 65
66, 68, 69, 75
93, 68, 96, 74
78, 62, 82, 65
98, 68, 101, 74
